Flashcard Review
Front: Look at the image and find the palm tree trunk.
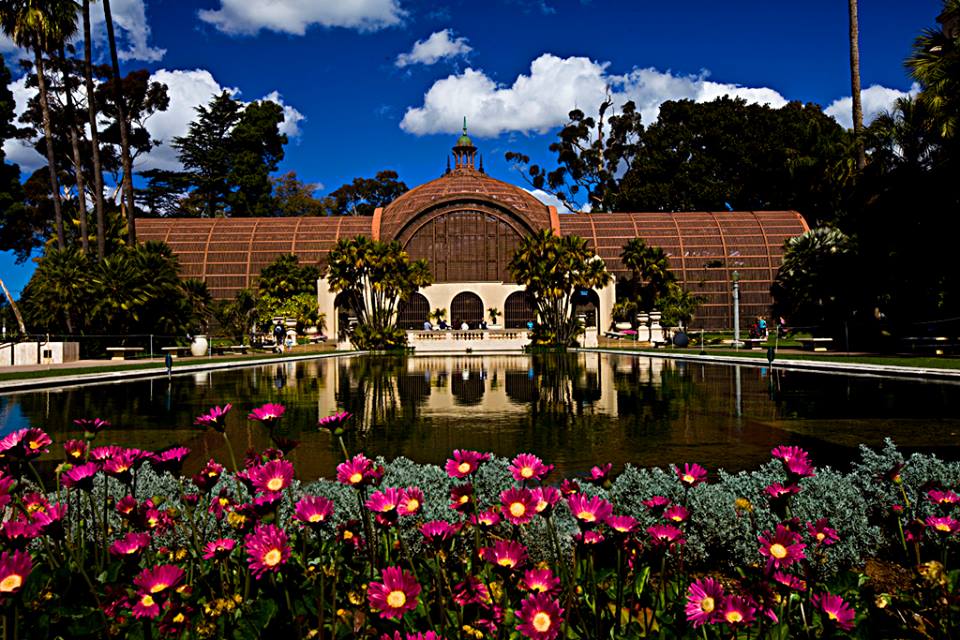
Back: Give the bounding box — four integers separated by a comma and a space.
34, 46, 66, 250
102, 0, 137, 245
60, 45, 89, 255
83, 0, 107, 260
848, 0, 866, 171
0, 275, 26, 335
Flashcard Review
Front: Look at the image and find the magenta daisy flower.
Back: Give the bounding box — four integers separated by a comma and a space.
926, 515, 960, 534
771, 445, 808, 465
566, 493, 614, 527
559, 478, 581, 496
806, 518, 839, 545
480, 539, 528, 569
587, 463, 613, 484
249, 459, 295, 494
515, 592, 564, 640
293, 495, 335, 527
772, 570, 807, 591
509, 453, 554, 482
247, 403, 285, 425
367, 487, 403, 525
813, 592, 855, 630
337, 454, 377, 487
685, 577, 724, 628
450, 483, 475, 513
665, 504, 690, 523
63, 439, 87, 461
642, 495, 670, 512
472, 508, 501, 528
522, 568, 560, 595
0, 551, 31, 598
928, 488, 960, 505
191, 459, 225, 492
103, 450, 137, 482
765, 482, 801, 501
606, 514, 639, 534
531, 486, 561, 514
720, 595, 756, 627
453, 576, 491, 606
758, 524, 806, 571
501, 487, 539, 525
62, 462, 99, 490
771, 445, 815, 478
1, 520, 38, 547
574, 530, 604, 545
647, 523, 685, 547
194, 404, 232, 431
317, 411, 352, 434
244, 523, 290, 579
367, 566, 421, 620
677, 462, 707, 487
398, 487, 424, 517
420, 520, 460, 545
134, 565, 185, 598
444, 449, 490, 479
202, 538, 237, 560
153, 447, 191, 474
109, 532, 152, 558
3, 428, 52, 459
73, 417, 110, 437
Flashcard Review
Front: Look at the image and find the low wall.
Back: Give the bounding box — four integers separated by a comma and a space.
1, 341, 80, 366
407, 329, 532, 353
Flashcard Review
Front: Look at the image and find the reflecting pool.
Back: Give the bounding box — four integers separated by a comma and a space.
2, 353, 959, 479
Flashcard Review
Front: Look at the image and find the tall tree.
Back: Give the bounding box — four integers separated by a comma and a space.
321, 170, 408, 216
620, 238, 676, 311
0, 0, 79, 250
0, 52, 30, 262
58, 43, 88, 254
270, 171, 324, 216
849, 0, 866, 171
101, 0, 137, 244
82, 0, 106, 259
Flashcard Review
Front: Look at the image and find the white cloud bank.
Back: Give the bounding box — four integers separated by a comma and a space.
824, 83, 921, 129
199, 0, 405, 35
396, 29, 471, 67
2, 69, 305, 174
0, 0, 164, 62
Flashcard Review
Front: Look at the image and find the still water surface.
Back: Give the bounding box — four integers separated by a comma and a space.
2, 353, 959, 479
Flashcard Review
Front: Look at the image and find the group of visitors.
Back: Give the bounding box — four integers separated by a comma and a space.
749, 316, 788, 339
422, 319, 489, 331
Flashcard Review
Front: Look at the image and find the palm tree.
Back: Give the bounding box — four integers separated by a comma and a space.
101, 0, 136, 245
620, 237, 675, 310
58, 43, 88, 254
0, 275, 26, 334
0, 0, 80, 251
82, 0, 107, 259
848, 0, 866, 171
907, 0, 960, 141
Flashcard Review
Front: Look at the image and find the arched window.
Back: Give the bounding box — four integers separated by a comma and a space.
397, 292, 430, 329
450, 292, 483, 327
572, 288, 601, 329
505, 291, 537, 328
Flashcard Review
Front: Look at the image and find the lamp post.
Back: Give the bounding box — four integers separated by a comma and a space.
732, 270, 740, 350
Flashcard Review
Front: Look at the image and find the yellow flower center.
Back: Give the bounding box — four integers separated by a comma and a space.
816, 532, 826, 541
69, 450, 81, 458
263, 548, 282, 566
725, 611, 743, 623
405, 498, 420, 512
173, 613, 185, 623
458, 494, 469, 504
509, 502, 526, 518
521, 467, 534, 478
219, 498, 229, 507
683, 474, 696, 483
532, 612, 552, 632
28, 440, 42, 450
457, 462, 472, 474
308, 513, 324, 522
343, 531, 354, 540
0, 574, 22, 592
936, 523, 951, 532
671, 514, 683, 521
828, 611, 838, 621
386, 590, 407, 608
150, 582, 168, 594
700, 597, 715, 613
126, 546, 139, 554
577, 511, 596, 522
140, 594, 155, 608
266, 477, 284, 491
349, 472, 363, 484
769, 543, 788, 559
497, 558, 515, 567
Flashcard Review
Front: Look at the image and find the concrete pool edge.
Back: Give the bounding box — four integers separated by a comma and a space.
0, 351, 369, 394
575, 348, 960, 381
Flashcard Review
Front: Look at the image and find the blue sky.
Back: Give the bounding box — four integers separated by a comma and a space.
0, 0, 945, 299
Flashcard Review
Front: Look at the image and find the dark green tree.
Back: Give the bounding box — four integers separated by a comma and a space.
271, 171, 324, 216
321, 170, 408, 216
257, 254, 320, 299
0, 52, 29, 261
620, 238, 676, 311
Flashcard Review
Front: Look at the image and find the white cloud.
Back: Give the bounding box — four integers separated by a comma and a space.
396, 29, 472, 68
139, 70, 305, 172
2, 75, 44, 173
526, 188, 573, 213
824, 83, 921, 129
400, 54, 789, 137
199, 0, 405, 35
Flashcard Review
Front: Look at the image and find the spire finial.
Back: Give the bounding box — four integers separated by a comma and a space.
463, 116, 467, 135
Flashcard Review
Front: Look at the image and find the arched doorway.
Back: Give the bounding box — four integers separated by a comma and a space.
505, 291, 537, 328
572, 288, 601, 330
334, 292, 358, 342
450, 292, 483, 328
397, 292, 430, 329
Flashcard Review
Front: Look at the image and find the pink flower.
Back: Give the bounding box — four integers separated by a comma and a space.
0, 428, 52, 459
293, 495, 335, 526
574, 530, 604, 545
587, 463, 613, 484
244, 523, 290, 579
202, 538, 237, 560
317, 411, 352, 433
676, 462, 707, 487
337, 454, 378, 487
522, 568, 560, 595
153, 447, 190, 474
772, 570, 807, 591
366, 487, 403, 525
63, 439, 87, 461
444, 450, 490, 479
398, 487, 424, 517
647, 523, 685, 547
249, 459, 295, 494
806, 518, 839, 545
73, 417, 110, 436
109, 532, 152, 558
0, 551, 32, 599
928, 488, 960, 505
367, 566, 421, 620
191, 459, 225, 492
765, 482, 801, 500
926, 515, 960, 534
813, 592, 855, 630
471, 508, 501, 528
480, 539, 528, 569
131, 565, 185, 617
720, 594, 756, 627
247, 403, 285, 425
758, 524, 806, 571
62, 462, 99, 490
450, 484, 475, 513
194, 404, 232, 431
501, 487, 539, 525
642, 495, 670, 512
665, 504, 690, 523
452, 576, 490, 606
686, 577, 724, 627
515, 592, 564, 640
566, 493, 613, 526
606, 514, 638, 534
531, 486, 561, 514
509, 453, 554, 482
771, 445, 815, 478
420, 520, 460, 545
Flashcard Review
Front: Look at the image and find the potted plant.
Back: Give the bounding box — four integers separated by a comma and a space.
487, 307, 502, 329
429, 308, 447, 326
612, 299, 637, 331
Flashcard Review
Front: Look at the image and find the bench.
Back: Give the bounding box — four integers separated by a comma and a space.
226, 345, 249, 355
741, 338, 767, 350
106, 347, 144, 361
797, 338, 833, 352
308, 334, 328, 344
161, 346, 190, 358
903, 336, 958, 356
